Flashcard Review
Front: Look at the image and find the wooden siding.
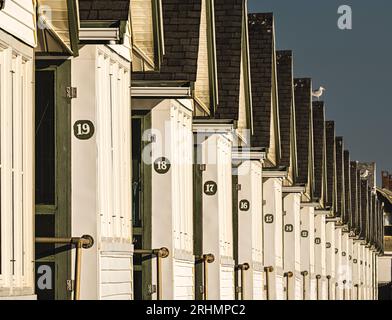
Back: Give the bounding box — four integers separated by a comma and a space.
100, 253, 133, 300
194, 0, 211, 111
131, 0, 155, 69
0, 0, 36, 47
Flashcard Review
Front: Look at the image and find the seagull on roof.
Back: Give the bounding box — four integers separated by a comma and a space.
361, 169, 370, 179
312, 86, 326, 100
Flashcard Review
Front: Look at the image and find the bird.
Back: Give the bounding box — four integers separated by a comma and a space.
312, 86, 326, 100
361, 169, 370, 179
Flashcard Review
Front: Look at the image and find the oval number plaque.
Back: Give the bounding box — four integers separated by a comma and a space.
74, 120, 95, 140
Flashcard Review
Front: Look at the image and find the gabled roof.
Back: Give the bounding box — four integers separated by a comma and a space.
350, 161, 359, 232
79, 0, 131, 21
335, 137, 345, 218
377, 188, 392, 213
294, 78, 313, 186
248, 13, 277, 149
360, 179, 369, 240
325, 121, 337, 210
277, 50, 296, 170
213, 0, 245, 120
343, 150, 352, 225
312, 102, 326, 201
132, 0, 202, 83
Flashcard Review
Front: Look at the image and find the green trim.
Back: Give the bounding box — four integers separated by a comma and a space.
35, 61, 72, 300
242, 0, 254, 134
152, 0, 165, 70
206, 0, 219, 115
232, 174, 239, 300
67, 0, 79, 57
193, 147, 204, 300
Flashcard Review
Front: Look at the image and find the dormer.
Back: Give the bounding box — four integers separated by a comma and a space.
194, 0, 218, 117
335, 137, 346, 219
277, 50, 298, 185
248, 13, 281, 166
325, 121, 338, 214
294, 78, 314, 199
132, 0, 202, 87
35, 0, 80, 56
210, 0, 252, 144
312, 101, 327, 207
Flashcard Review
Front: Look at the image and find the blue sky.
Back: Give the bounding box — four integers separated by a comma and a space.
248, 0, 392, 183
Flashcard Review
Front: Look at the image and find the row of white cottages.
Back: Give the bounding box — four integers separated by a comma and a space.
0, 0, 383, 300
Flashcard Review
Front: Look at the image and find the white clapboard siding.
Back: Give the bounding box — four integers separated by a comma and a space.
295, 278, 302, 300
275, 275, 284, 300
220, 266, 235, 300
0, 0, 35, 47
173, 260, 194, 300
100, 254, 133, 300
253, 271, 264, 300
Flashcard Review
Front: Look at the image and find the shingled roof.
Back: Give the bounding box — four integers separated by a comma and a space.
79, 0, 130, 21
132, 0, 202, 83
335, 137, 345, 218
325, 121, 336, 209
350, 161, 359, 232
277, 50, 295, 169
294, 78, 313, 186
312, 102, 326, 201
213, 0, 244, 120
249, 13, 276, 148
343, 150, 351, 225
360, 179, 369, 240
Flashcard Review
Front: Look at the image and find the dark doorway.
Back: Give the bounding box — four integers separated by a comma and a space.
35, 61, 72, 300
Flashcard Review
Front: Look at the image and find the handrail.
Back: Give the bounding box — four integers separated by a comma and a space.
301, 271, 309, 300
35, 235, 94, 300
284, 271, 294, 300
236, 263, 250, 300
327, 275, 332, 300
354, 284, 359, 300
134, 247, 170, 300
342, 280, 347, 300
316, 275, 322, 300
264, 266, 274, 300
196, 254, 215, 300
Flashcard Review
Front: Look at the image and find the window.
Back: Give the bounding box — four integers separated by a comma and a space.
0, 45, 34, 292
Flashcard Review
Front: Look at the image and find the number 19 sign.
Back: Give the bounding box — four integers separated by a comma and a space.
74, 120, 95, 140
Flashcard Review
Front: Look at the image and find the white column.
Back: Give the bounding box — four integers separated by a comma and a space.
237, 161, 264, 300
201, 133, 234, 300
325, 222, 336, 300
314, 214, 327, 300
263, 178, 284, 300
282, 191, 302, 300
334, 228, 343, 300
300, 206, 315, 300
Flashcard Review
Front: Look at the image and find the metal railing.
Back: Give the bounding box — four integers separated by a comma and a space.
236, 263, 250, 300
284, 271, 294, 300
327, 275, 332, 300
35, 235, 94, 300
264, 266, 274, 300
134, 247, 170, 300
316, 275, 322, 300
301, 271, 309, 300
196, 254, 215, 300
